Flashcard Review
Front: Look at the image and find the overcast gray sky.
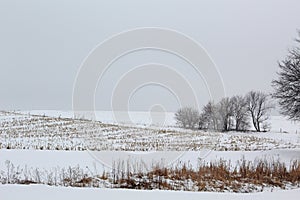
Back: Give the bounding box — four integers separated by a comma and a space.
0, 0, 300, 111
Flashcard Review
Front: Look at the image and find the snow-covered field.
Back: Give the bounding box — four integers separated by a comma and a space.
1, 184, 300, 200
1, 111, 299, 151
0, 110, 300, 197
1, 149, 300, 171
16, 110, 300, 133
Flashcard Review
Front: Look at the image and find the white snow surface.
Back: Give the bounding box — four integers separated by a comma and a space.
0, 184, 299, 200
1, 149, 300, 172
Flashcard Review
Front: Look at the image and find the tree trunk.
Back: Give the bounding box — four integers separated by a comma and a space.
256, 120, 261, 132
235, 117, 239, 131
251, 112, 259, 132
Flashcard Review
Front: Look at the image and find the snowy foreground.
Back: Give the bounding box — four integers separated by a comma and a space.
1, 184, 300, 200
0, 110, 300, 197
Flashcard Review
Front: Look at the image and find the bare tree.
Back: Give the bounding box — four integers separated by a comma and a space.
199, 101, 218, 130
246, 91, 273, 132
231, 95, 249, 131
175, 107, 200, 129
272, 31, 300, 121
217, 97, 234, 131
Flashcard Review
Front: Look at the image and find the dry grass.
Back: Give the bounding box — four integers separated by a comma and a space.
107, 158, 300, 192
2, 158, 299, 193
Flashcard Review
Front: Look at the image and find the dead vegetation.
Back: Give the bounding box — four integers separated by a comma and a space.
0, 111, 298, 151
1, 158, 300, 193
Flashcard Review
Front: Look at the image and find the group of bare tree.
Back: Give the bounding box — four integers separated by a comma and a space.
175, 91, 273, 132
176, 31, 300, 132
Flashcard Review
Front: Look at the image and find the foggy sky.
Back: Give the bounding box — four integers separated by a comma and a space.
1, 0, 300, 111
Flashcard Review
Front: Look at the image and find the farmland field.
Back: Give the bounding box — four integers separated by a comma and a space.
0, 110, 300, 198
